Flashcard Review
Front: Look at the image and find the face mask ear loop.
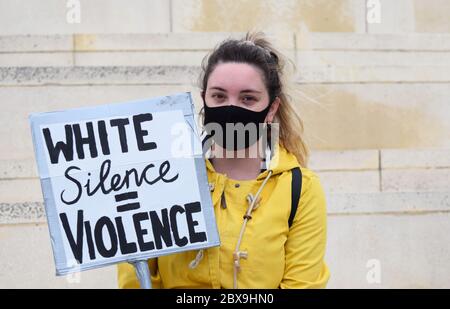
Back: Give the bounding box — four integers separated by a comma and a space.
265, 122, 272, 170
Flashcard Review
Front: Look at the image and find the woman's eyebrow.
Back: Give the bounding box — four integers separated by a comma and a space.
209, 87, 227, 92
209, 87, 261, 93
241, 89, 262, 94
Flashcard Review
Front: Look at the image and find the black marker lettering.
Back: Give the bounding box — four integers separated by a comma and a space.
59, 210, 84, 263
133, 212, 155, 252
110, 118, 130, 153
43, 125, 74, 164
61, 166, 82, 205
133, 114, 157, 151
150, 209, 173, 250
73, 122, 98, 160
170, 205, 188, 247
94, 216, 118, 258
185, 202, 207, 243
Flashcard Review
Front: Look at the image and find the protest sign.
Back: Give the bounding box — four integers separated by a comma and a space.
29, 92, 220, 276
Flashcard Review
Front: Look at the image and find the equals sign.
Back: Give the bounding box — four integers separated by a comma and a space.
115, 191, 140, 212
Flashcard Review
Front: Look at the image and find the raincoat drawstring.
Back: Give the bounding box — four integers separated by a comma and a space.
189, 171, 274, 289
233, 169, 273, 289
188, 249, 204, 269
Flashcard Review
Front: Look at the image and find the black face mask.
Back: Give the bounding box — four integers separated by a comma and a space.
203, 99, 272, 151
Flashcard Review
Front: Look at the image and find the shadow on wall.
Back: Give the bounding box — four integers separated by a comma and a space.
296, 86, 448, 150
190, 0, 355, 32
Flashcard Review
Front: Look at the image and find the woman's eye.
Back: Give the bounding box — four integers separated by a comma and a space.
212, 93, 225, 100
243, 96, 256, 102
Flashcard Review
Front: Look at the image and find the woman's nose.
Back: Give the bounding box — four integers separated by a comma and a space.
226, 97, 240, 106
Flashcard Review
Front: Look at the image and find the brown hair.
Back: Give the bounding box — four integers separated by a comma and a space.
198, 31, 309, 167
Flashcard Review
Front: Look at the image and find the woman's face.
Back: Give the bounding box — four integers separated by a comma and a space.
203, 62, 279, 123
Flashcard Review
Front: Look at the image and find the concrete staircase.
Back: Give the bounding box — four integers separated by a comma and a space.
0, 32, 449, 288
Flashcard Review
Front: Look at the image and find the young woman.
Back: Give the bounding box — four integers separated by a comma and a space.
118, 32, 330, 289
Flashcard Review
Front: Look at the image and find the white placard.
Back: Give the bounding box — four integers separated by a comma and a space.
29, 92, 219, 275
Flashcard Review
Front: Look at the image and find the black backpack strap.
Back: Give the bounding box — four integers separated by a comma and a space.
289, 167, 302, 228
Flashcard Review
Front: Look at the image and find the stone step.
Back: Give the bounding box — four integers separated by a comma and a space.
1, 33, 450, 82
297, 33, 450, 51
1, 190, 449, 225
2, 33, 450, 53
0, 32, 294, 67
1, 65, 450, 85
3, 50, 442, 67
1, 149, 449, 206
0, 223, 117, 288
3, 148, 450, 176
5, 49, 450, 68
326, 211, 450, 289
296, 65, 450, 83
297, 50, 450, 66
311, 148, 450, 193
0, 82, 449, 158
0, 66, 200, 85
2, 210, 449, 288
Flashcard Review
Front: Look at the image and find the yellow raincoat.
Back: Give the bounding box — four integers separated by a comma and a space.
118, 142, 330, 288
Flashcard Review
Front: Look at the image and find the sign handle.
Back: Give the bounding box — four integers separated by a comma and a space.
130, 260, 152, 289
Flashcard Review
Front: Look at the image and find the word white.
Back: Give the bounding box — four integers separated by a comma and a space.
43, 113, 157, 164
